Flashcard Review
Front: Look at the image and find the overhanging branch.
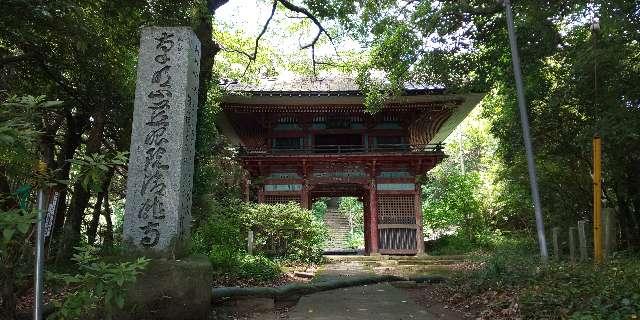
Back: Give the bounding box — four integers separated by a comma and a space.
220, 0, 335, 79
276, 0, 335, 49
251, 0, 278, 61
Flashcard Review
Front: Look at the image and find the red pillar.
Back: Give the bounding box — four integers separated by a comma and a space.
369, 179, 379, 254
415, 183, 425, 254
363, 196, 371, 254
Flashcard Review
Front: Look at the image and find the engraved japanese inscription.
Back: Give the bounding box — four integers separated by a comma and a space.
123, 27, 200, 253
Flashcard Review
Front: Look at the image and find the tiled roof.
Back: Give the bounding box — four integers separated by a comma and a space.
220, 77, 445, 96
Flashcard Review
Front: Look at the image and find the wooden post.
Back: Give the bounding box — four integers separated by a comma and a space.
552, 227, 560, 260
301, 184, 310, 209
415, 184, 425, 254
369, 179, 379, 254
578, 220, 588, 262
247, 230, 254, 255
603, 207, 616, 260
592, 135, 603, 264
569, 227, 576, 264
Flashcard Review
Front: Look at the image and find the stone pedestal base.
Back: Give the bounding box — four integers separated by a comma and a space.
119, 256, 212, 320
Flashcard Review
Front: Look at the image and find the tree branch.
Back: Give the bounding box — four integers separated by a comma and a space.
218, 0, 335, 81
276, 0, 335, 50
208, 0, 230, 13
251, 0, 278, 61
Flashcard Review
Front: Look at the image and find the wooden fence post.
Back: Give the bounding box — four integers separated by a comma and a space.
247, 230, 254, 255
569, 227, 576, 264
603, 208, 617, 260
552, 227, 560, 260
578, 220, 588, 262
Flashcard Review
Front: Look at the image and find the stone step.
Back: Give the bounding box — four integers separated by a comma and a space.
323, 210, 352, 250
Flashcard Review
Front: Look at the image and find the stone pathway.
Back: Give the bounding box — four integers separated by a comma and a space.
287, 257, 438, 320
288, 282, 434, 320
211, 255, 470, 320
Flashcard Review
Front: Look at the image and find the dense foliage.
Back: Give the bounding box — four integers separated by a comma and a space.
309, 0, 640, 250
449, 239, 640, 319
243, 202, 327, 263
338, 197, 365, 249
48, 246, 149, 320
191, 201, 326, 282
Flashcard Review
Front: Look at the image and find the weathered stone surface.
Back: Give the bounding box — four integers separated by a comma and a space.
123, 27, 200, 255
118, 256, 213, 320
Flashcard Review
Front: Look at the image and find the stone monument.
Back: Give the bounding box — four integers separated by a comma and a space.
123, 27, 200, 255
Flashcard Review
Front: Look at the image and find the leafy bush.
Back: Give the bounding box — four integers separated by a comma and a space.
0, 206, 36, 317
208, 244, 242, 270
520, 259, 640, 319
338, 197, 364, 232
208, 248, 281, 282
48, 245, 149, 320
346, 229, 364, 249
429, 229, 515, 255
234, 254, 281, 282
311, 199, 328, 221
457, 238, 640, 319
191, 201, 324, 282
242, 202, 327, 263
422, 168, 485, 239
190, 199, 247, 257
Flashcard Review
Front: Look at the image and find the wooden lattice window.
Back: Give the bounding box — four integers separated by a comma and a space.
377, 195, 416, 224
264, 195, 301, 205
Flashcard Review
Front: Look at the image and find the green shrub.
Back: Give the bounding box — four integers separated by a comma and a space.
207, 250, 282, 282
346, 230, 364, 249
190, 199, 248, 256
429, 229, 527, 255
234, 254, 281, 282
519, 259, 640, 319
311, 199, 328, 221
458, 238, 640, 319
242, 202, 327, 263
48, 245, 149, 320
208, 244, 241, 271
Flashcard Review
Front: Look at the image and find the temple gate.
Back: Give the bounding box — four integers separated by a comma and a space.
218, 79, 482, 255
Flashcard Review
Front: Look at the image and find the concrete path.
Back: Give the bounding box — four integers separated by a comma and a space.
287, 258, 436, 320
211, 255, 469, 320
288, 282, 434, 320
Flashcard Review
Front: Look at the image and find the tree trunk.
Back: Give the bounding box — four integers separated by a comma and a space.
86, 169, 114, 245
57, 108, 105, 261
48, 113, 84, 252
103, 191, 114, 248
86, 193, 105, 246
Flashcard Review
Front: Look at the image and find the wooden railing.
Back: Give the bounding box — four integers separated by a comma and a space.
238, 143, 444, 155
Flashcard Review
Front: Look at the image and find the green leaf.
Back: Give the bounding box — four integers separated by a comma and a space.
3, 228, 16, 242
16, 223, 30, 234
115, 295, 125, 309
